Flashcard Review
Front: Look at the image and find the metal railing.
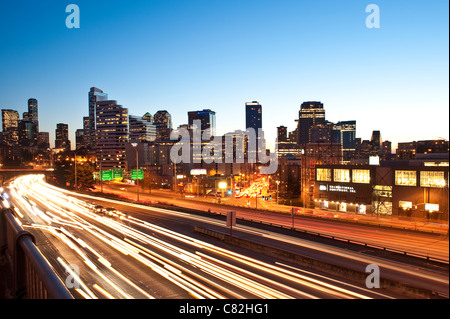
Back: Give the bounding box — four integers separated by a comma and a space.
0, 206, 73, 299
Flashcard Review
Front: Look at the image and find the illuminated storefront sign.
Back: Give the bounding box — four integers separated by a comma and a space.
191, 169, 207, 176
328, 185, 356, 193
318, 184, 356, 193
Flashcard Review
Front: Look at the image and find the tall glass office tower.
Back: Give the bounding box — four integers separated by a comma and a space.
188, 109, 216, 139
153, 110, 173, 141
245, 101, 262, 133
296, 101, 326, 146
27, 98, 39, 132
96, 100, 129, 170
88, 87, 108, 149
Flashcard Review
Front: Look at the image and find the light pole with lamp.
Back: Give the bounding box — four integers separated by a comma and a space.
219, 181, 227, 204
74, 151, 78, 190
276, 180, 280, 205
131, 142, 139, 202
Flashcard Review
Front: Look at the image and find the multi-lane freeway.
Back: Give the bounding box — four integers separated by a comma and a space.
2, 174, 449, 299
101, 183, 449, 262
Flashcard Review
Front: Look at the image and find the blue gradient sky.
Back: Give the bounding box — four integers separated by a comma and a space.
0, 0, 448, 150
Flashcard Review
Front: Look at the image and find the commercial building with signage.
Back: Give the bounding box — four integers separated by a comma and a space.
313, 161, 448, 223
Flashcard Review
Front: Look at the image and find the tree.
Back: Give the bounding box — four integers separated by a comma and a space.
65, 162, 96, 190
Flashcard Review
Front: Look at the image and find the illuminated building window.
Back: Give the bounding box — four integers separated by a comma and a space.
373, 185, 392, 197
334, 169, 350, 183
358, 205, 367, 214
373, 201, 392, 215
316, 168, 332, 181
395, 170, 417, 186
352, 169, 370, 184
420, 171, 446, 188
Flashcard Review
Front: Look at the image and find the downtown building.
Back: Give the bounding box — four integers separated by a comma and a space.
188, 109, 217, 169
313, 157, 449, 223
245, 101, 262, 133
87, 87, 108, 149
25, 98, 39, 132
153, 110, 173, 141
55, 123, 71, 151
296, 101, 326, 147
1, 109, 20, 162
96, 100, 129, 170
396, 140, 449, 161
129, 115, 157, 143
352, 130, 392, 163
1, 99, 51, 166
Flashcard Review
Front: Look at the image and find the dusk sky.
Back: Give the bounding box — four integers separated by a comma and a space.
0, 0, 448, 150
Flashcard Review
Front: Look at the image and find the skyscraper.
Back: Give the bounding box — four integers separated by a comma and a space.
75, 129, 85, 151
188, 109, 216, 139
96, 100, 129, 170
88, 87, 108, 149
296, 101, 326, 146
371, 130, 382, 149
129, 115, 157, 143
1, 109, 20, 160
277, 126, 287, 142
153, 110, 172, 141
28, 98, 39, 132
333, 120, 356, 161
245, 101, 262, 133
37, 132, 50, 150
1, 109, 20, 147
18, 120, 37, 147
55, 123, 71, 151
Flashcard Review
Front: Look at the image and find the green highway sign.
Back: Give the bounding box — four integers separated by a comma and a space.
100, 170, 113, 181
131, 169, 144, 180
113, 169, 123, 180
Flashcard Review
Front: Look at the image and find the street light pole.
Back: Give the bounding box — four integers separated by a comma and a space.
276, 180, 280, 205
73, 151, 77, 190
132, 142, 139, 202
99, 150, 103, 194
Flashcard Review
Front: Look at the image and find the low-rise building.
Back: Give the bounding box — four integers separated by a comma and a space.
313, 159, 449, 223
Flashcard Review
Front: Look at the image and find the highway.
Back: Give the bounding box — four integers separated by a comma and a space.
102, 184, 449, 262
3, 175, 449, 299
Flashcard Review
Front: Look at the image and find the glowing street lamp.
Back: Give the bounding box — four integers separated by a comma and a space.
218, 182, 227, 190
131, 142, 139, 202
276, 180, 280, 205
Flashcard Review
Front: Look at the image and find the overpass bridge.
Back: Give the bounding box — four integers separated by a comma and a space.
0, 169, 54, 186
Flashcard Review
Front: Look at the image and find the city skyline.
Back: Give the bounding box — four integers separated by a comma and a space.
0, 0, 448, 151
1, 90, 447, 153
0, 1, 448, 303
